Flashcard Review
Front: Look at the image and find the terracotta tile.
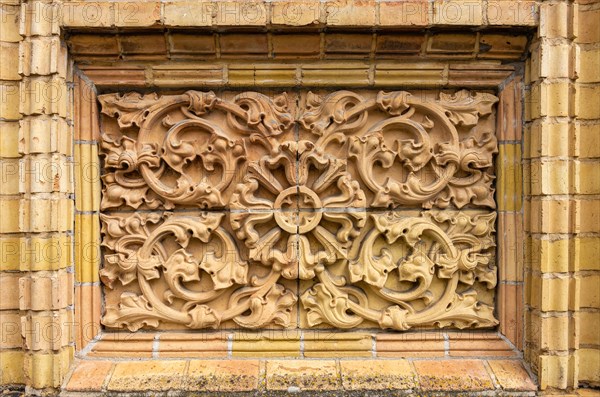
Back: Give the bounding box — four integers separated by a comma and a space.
232, 330, 300, 358
303, 331, 371, 357
107, 360, 186, 391
448, 332, 517, 357
220, 34, 268, 55
158, 332, 228, 357
272, 34, 320, 56
341, 360, 417, 390
376, 332, 445, 357
266, 360, 340, 390
324, 33, 372, 55
186, 360, 260, 391
65, 361, 112, 391
414, 359, 494, 391
488, 360, 537, 391
88, 333, 155, 358
376, 34, 425, 54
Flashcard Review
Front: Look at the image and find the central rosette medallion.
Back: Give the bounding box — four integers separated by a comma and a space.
230, 140, 367, 280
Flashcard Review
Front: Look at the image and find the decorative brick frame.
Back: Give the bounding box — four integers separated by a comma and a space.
69, 31, 526, 359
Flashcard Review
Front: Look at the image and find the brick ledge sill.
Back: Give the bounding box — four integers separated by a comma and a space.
61, 358, 538, 396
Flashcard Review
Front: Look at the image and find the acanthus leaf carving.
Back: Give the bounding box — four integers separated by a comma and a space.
98, 89, 500, 332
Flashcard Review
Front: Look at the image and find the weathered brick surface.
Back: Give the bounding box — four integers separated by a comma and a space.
0, 0, 598, 394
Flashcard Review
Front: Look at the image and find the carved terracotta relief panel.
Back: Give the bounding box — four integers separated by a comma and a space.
97, 89, 499, 332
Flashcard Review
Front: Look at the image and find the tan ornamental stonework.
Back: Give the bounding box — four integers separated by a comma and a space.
96, 89, 499, 332
1, 0, 599, 394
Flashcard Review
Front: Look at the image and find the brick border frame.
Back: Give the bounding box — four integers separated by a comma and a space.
70, 58, 526, 359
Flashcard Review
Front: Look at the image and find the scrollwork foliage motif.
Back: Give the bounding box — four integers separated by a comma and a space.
98, 89, 499, 331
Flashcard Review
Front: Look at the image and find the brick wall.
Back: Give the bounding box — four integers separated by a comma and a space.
1, 0, 598, 393
524, 0, 600, 390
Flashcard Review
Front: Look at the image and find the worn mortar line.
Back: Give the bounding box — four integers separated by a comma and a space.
300, 330, 305, 358
482, 359, 501, 390
371, 333, 377, 358
99, 362, 117, 393
77, 332, 103, 358
497, 332, 522, 358
227, 332, 233, 358
152, 334, 160, 359
443, 332, 449, 357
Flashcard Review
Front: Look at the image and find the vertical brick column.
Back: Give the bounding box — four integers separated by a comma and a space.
1, 0, 74, 392
525, 0, 600, 390
573, 0, 600, 388
0, 0, 26, 387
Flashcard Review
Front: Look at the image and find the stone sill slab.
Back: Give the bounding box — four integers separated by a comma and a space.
83, 330, 520, 359
62, 358, 537, 396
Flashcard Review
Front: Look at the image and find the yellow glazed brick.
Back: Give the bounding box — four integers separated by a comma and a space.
540, 316, 570, 351
529, 160, 570, 196
20, 1, 59, 37
24, 234, 72, 271
271, 1, 320, 26
0, 199, 20, 233
0, 273, 20, 309
524, 120, 572, 159
578, 48, 600, 84
530, 276, 570, 312
433, 0, 482, 25
0, 351, 25, 384
0, 4, 21, 42
539, 354, 574, 390
0, 42, 20, 81
497, 144, 522, 211
538, 43, 572, 79
19, 116, 71, 156
24, 347, 73, 389
232, 331, 300, 357
0, 121, 20, 158
533, 238, 570, 273
487, 0, 537, 26
578, 199, 600, 233
228, 68, 297, 87
19, 154, 72, 194
19, 37, 61, 77
578, 349, 600, 384
19, 270, 72, 311
526, 199, 571, 234
61, 1, 113, 27
576, 84, 600, 119
577, 7, 600, 44
113, 1, 160, 27
0, 82, 21, 120
20, 77, 68, 118
22, 310, 72, 351
212, 1, 267, 26
303, 332, 372, 357
326, 0, 377, 26
0, 312, 22, 349
497, 212, 524, 282
580, 274, 600, 309
379, 2, 429, 27
579, 312, 600, 346
75, 213, 100, 283
576, 236, 600, 271
0, 159, 19, 195
0, 236, 20, 271
163, 1, 212, 27
575, 161, 600, 194
0, 234, 72, 271
540, 82, 571, 117
576, 122, 600, 159
539, 1, 573, 38
74, 144, 100, 212
20, 198, 74, 233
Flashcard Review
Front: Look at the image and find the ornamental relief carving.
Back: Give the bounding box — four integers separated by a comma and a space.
98, 89, 499, 331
